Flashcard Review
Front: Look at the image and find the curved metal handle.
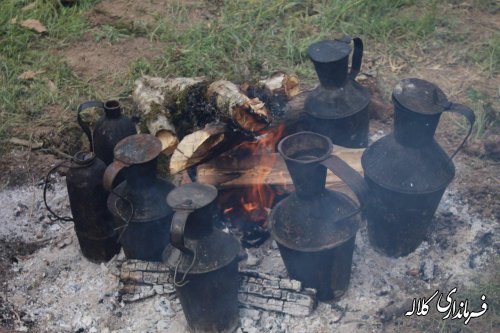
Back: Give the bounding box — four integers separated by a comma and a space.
102, 160, 127, 191
77, 100, 104, 151
321, 155, 369, 208
444, 103, 476, 160
170, 210, 193, 253
350, 37, 363, 79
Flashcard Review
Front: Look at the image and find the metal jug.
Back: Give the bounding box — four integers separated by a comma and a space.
304, 37, 370, 148
44, 151, 121, 262
103, 134, 175, 261
77, 100, 137, 165
361, 78, 475, 257
269, 132, 368, 300
163, 183, 241, 333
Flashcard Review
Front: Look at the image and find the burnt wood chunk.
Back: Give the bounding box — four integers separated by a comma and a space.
115, 260, 317, 316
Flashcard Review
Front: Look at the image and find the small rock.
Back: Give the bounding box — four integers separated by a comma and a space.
271, 240, 278, 249
240, 308, 261, 321
89, 327, 97, 333
245, 251, 261, 267
421, 258, 434, 281
241, 317, 255, 330
156, 320, 169, 331
406, 268, 420, 277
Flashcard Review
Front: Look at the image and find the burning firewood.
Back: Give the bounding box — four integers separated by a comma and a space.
169, 122, 228, 174
257, 71, 300, 100
133, 76, 207, 154
133, 75, 294, 167
115, 260, 317, 316
197, 145, 364, 193
206, 80, 271, 132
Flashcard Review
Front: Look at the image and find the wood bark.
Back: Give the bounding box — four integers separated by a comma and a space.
115, 260, 316, 316
207, 80, 271, 132
133, 76, 207, 153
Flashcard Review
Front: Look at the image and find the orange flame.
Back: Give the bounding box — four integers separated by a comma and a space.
238, 124, 285, 224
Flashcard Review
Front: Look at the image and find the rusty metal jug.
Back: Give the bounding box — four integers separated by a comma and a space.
362, 78, 475, 257
44, 151, 121, 262
163, 183, 241, 333
103, 134, 175, 261
77, 100, 137, 165
269, 132, 368, 300
304, 37, 370, 148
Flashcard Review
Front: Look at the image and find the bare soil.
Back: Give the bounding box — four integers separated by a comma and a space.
63, 34, 162, 96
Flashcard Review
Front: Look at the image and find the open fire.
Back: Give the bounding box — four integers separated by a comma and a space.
217, 124, 286, 237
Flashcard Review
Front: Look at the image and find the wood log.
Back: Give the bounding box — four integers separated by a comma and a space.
169, 122, 228, 174
115, 260, 316, 316
196, 145, 364, 194
258, 72, 300, 100
133, 76, 207, 153
207, 80, 271, 132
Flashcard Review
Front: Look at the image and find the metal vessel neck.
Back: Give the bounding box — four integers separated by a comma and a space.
393, 100, 441, 147
104, 100, 122, 119
124, 159, 158, 187
313, 56, 349, 88
184, 208, 214, 240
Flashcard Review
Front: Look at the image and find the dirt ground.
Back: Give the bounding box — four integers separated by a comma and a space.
0, 1, 498, 332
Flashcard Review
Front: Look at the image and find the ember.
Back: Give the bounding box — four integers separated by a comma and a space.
218, 125, 285, 227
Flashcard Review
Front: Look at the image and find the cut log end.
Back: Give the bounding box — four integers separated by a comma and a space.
156, 130, 178, 155
169, 123, 227, 174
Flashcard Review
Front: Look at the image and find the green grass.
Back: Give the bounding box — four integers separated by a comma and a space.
0, 0, 98, 146
139, 0, 439, 83
0, 0, 498, 153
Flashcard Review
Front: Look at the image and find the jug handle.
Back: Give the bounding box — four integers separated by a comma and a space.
77, 100, 104, 152
103, 160, 128, 191
170, 209, 195, 254
320, 155, 369, 208
350, 37, 363, 79
443, 103, 476, 160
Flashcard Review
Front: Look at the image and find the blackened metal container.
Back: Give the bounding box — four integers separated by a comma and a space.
362, 78, 475, 257
66, 152, 121, 262
269, 132, 368, 300
163, 183, 241, 333
77, 100, 137, 165
304, 37, 370, 148
103, 134, 175, 261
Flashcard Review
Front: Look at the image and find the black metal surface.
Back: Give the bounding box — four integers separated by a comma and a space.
304, 37, 370, 148
163, 183, 241, 332
362, 78, 476, 257
277, 235, 356, 301
174, 259, 240, 333
105, 134, 175, 261
365, 177, 445, 257
65, 152, 120, 262
78, 100, 137, 165
270, 132, 367, 300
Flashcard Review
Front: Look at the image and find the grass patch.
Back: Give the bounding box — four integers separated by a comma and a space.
0, 0, 98, 148
143, 0, 440, 83
0, 0, 497, 154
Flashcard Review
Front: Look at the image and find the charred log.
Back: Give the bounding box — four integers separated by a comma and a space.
115, 260, 316, 316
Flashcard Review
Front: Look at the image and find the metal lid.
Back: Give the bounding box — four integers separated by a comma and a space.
392, 78, 449, 115
113, 134, 162, 165
269, 190, 360, 252
167, 183, 218, 210
307, 38, 351, 63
